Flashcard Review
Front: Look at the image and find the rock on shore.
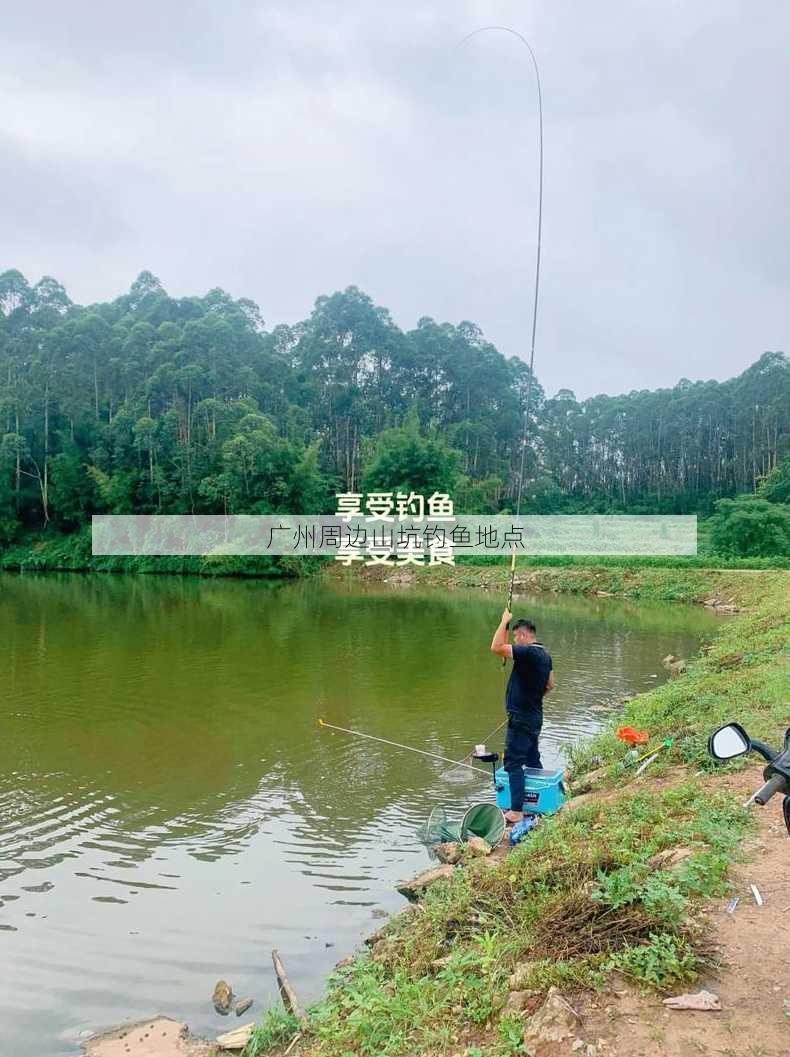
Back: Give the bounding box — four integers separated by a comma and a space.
81, 1017, 214, 1057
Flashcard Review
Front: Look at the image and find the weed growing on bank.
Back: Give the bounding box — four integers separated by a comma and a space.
244, 1009, 300, 1055
247, 783, 750, 1057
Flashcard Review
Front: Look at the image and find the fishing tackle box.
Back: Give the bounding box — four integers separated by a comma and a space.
494, 766, 565, 814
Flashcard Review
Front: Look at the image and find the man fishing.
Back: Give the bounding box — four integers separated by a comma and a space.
490, 608, 554, 823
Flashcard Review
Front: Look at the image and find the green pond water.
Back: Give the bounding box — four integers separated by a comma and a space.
0, 573, 725, 1055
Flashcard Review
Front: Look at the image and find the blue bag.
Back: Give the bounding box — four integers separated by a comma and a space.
509, 814, 540, 846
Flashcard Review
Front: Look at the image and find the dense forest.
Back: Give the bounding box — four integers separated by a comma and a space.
1, 268, 788, 542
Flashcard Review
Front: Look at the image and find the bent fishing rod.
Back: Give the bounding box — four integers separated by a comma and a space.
328, 30, 546, 780
459, 25, 544, 658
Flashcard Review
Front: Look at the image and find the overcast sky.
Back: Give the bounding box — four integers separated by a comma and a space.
2, 1, 788, 398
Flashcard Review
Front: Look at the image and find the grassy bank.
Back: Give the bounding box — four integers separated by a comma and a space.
0, 529, 318, 579
332, 555, 787, 607
247, 566, 790, 1057
459, 553, 790, 570
3, 522, 787, 585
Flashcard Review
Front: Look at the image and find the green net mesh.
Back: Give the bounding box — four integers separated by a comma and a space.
419, 802, 505, 848
460, 803, 506, 847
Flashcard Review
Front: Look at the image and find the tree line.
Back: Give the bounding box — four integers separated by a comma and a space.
1, 268, 788, 540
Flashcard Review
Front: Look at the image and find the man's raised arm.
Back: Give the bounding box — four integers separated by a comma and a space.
490, 609, 513, 659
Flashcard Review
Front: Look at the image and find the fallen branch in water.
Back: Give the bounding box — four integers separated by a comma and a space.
272, 948, 306, 1023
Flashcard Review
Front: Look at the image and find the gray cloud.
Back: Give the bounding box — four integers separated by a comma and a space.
1, 0, 788, 397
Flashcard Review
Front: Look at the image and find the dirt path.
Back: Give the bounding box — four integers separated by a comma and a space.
576, 775, 790, 1057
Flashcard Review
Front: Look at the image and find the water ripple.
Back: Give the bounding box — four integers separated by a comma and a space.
0, 575, 723, 1057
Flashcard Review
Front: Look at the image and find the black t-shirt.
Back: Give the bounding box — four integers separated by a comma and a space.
506, 643, 553, 730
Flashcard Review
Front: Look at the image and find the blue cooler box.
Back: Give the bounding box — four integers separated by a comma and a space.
495, 766, 565, 814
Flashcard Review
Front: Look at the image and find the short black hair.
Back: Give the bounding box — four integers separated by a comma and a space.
512, 618, 537, 634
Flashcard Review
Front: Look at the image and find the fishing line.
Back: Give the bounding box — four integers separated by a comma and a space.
440, 715, 508, 781
318, 718, 487, 775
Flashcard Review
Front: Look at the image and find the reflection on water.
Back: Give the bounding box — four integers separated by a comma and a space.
0, 573, 723, 1055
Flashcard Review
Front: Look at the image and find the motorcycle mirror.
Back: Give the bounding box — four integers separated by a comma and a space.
708, 722, 751, 761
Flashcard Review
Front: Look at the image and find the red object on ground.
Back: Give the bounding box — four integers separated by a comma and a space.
616, 726, 649, 745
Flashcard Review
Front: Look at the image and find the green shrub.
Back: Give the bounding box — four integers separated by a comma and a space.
709, 496, 790, 558
759, 457, 790, 504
